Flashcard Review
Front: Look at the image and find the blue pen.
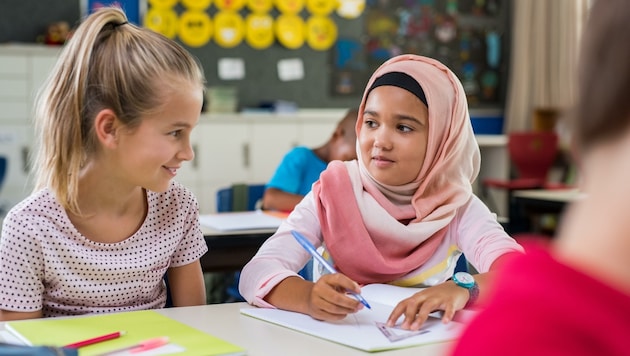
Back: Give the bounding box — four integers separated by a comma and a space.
291, 230, 371, 309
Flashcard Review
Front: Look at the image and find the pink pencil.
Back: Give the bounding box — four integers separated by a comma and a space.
97, 336, 170, 356
64, 331, 126, 348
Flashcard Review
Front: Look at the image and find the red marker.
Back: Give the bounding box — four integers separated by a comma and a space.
64, 331, 126, 348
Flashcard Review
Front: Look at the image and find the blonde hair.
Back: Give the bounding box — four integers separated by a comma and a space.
33, 7, 205, 215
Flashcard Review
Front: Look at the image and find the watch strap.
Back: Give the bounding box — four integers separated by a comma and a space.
465, 282, 479, 308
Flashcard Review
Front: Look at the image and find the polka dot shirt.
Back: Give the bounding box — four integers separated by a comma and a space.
0, 181, 208, 317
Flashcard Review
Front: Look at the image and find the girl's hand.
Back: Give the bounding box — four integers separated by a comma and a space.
386, 281, 469, 330
306, 273, 364, 321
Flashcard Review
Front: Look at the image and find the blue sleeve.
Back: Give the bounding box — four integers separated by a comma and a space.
267, 147, 326, 195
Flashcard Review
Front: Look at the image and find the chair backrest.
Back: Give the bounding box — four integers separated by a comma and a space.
216, 183, 266, 212
508, 132, 558, 180
0, 156, 6, 191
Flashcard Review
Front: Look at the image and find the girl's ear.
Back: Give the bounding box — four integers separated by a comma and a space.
93, 109, 120, 149
332, 125, 345, 140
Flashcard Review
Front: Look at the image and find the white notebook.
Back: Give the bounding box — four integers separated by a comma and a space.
199, 210, 284, 231
240, 284, 475, 352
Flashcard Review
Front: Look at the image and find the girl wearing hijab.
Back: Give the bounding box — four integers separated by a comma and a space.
239, 54, 523, 330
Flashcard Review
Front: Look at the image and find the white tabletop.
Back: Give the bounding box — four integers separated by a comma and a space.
199, 211, 282, 237
1, 303, 453, 355
158, 303, 452, 355
512, 188, 584, 203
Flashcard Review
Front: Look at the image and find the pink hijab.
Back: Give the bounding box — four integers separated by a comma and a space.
312, 54, 480, 284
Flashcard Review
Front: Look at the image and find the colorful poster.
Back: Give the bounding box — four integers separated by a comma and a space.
82, 0, 146, 25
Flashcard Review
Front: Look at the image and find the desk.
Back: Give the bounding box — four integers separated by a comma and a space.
0, 303, 452, 355
511, 189, 584, 234
201, 226, 276, 273
475, 135, 509, 218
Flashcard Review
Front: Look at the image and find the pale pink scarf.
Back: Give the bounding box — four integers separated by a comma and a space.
312, 55, 480, 284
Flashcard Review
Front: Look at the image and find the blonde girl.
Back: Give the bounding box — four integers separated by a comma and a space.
0, 7, 207, 321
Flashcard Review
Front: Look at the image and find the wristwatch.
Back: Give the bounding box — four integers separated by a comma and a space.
452, 272, 479, 308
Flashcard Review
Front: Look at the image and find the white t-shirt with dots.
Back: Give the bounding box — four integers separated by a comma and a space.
0, 181, 208, 317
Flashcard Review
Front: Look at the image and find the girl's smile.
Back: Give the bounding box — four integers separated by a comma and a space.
371, 154, 395, 168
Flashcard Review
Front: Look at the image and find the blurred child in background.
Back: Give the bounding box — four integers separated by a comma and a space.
262, 109, 358, 212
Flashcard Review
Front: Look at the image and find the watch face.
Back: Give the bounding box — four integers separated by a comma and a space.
454, 272, 475, 287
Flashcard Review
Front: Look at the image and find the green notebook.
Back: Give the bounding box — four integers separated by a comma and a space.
5, 310, 245, 356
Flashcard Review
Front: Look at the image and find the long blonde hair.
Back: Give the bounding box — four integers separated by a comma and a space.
33, 7, 205, 215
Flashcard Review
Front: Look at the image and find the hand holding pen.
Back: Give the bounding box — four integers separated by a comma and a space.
291, 230, 371, 312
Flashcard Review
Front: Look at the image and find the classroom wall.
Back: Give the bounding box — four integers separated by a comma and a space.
0, 0, 363, 109
0, 0, 510, 110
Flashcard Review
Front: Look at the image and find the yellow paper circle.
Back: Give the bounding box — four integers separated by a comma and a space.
306, 0, 336, 16
148, 0, 178, 8
245, 14, 274, 49
178, 11, 213, 47
143, 7, 178, 39
336, 0, 365, 19
215, 0, 246, 11
181, 0, 213, 10
275, 14, 305, 49
305, 16, 337, 51
247, 0, 273, 13
275, 0, 305, 14
214, 11, 245, 48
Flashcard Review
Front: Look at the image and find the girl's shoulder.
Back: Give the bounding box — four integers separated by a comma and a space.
286, 146, 317, 160
5, 188, 62, 220
454, 195, 487, 217
450, 195, 504, 233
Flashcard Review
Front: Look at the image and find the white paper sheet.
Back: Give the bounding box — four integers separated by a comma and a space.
218, 58, 245, 80
199, 211, 283, 231
277, 58, 304, 81
240, 284, 471, 352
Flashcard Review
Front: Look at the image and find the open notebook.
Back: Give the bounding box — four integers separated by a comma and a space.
5, 310, 245, 356
240, 283, 476, 352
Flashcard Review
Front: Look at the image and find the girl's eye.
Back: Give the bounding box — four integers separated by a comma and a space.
397, 125, 412, 133
169, 130, 182, 137
364, 119, 377, 128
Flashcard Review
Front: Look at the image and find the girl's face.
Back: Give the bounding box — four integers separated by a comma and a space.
116, 81, 203, 192
359, 85, 429, 186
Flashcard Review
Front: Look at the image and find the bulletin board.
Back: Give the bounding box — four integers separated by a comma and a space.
137, 0, 367, 109
331, 0, 510, 107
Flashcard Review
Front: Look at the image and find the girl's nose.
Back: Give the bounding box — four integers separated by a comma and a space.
180, 142, 195, 161
374, 128, 393, 150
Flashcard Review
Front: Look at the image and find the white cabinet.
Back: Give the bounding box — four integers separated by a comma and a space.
184, 121, 251, 214
0, 45, 60, 223
0, 45, 60, 125
175, 113, 344, 213
299, 120, 339, 147
0, 125, 34, 217
249, 121, 299, 182
475, 135, 509, 219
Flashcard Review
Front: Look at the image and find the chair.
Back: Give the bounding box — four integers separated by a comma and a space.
216, 183, 266, 212
482, 131, 565, 234
0, 156, 7, 217
484, 131, 559, 191
213, 183, 266, 303
0, 156, 6, 191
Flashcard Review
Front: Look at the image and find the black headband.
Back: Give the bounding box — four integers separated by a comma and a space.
367, 71, 428, 108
